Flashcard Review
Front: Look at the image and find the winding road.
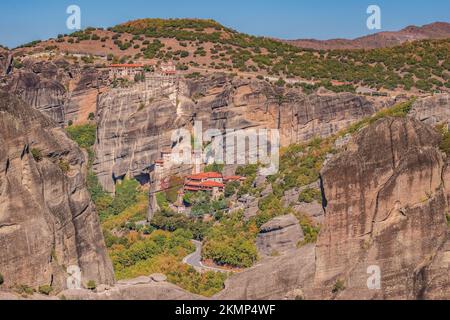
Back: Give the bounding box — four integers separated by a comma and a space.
183, 240, 228, 273
183, 240, 204, 269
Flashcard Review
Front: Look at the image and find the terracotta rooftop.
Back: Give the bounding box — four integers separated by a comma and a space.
200, 181, 225, 188
187, 172, 223, 180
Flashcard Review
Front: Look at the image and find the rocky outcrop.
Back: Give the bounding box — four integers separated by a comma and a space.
282, 182, 325, 224
313, 117, 450, 300
0, 48, 12, 76
58, 275, 203, 300
0, 275, 202, 300
5, 70, 67, 124
215, 244, 316, 300
409, 94, 450, 126
2, 59, 108, 126
256, 214, 304, 256
0, 91, 114, 291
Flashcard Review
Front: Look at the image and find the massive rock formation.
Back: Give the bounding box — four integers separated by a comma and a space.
219, 114, 450, 301
93, 76, 181, 192
0, 91, 114, 290
64, 68, 107, 125
2, 59, 108, 126
94, 73, 391, 192
5, 69, 67, 124
314, 117, 450, 300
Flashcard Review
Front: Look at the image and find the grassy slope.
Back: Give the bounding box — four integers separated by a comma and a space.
13, 18, 450, 93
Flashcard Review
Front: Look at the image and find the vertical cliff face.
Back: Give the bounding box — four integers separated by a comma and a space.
5, 71, 67, 124
65, 67, 109, 126
0, 91, 114, 290
315, 117, 449, 299
94, 74, 389, 192
94, 78, 182, 192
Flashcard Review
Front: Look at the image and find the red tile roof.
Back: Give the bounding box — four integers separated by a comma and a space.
200, 181, 225, 188
187, 172, 223, 180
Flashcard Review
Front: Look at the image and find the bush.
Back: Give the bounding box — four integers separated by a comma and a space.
38, 285, 53, 296
0, 273, 4, 285
87, 280, 96, 290
15, 284, 34, 296
332, 279, 346, 294
66, 124, 97, 149
151, 210, 212, 241
31, 148, 43, 162
295, 214, 320, 245
202, 211, 259, 268
58, 159, 70, 173
225, 181, 240, 198
298, 188, 322, 204
203, 163, 224, 174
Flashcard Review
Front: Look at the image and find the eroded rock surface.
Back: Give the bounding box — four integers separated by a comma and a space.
313, 117, 450, 300
94, 74, 389, 192
410, 94, 450, 126
256, 214, 304, 256
215, 244, 316, 300
0, 91, 114, 291
59, 278, 204, 300
2, 59, 108, 125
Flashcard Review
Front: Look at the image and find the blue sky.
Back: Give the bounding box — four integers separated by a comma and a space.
1, 0, 449, 48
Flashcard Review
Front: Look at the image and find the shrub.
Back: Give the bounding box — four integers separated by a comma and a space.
298, 188, 322, 204
332, 279, 346, 294
87, 280, 96, 290
38, 285, 53, 296
58, 159, 70, 173
293, 212, 321, 245
31, 148, 43, 162
15, 284, 34, 296
0, 273, 4, 285
66, 124, 97, 149
202, 211, 259, 268
225, 181, 240, 198
203, 163, 224, 174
